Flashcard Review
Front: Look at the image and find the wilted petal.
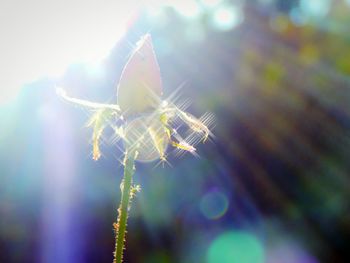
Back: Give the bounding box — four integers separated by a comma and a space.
124, 117, 168, 162
87, 108, 116, 160
147, 120, 168, 161
159, 112, 197, 153
170, 140, 196, 153
57, 87, 121, 160
57, 87, 120, 111
178, 111, 209, 141
162, 106, 210, 142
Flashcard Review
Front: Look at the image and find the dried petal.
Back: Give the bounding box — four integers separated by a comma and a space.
148, 123, 168, 160
57, 87, 120, 111
162, 106, 210, 142
57, 87, 121, 160
124, 117, 168, 162
87, 108, 116, 160
159, 112, 197, 153
170, 140, 196, 153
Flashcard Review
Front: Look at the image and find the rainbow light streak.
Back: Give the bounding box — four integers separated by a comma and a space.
40, 104, 80, 263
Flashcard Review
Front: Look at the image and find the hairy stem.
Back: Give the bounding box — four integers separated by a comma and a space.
113, 150, 135, 263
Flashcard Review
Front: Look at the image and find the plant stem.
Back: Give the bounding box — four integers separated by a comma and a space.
114, 149, 135, 263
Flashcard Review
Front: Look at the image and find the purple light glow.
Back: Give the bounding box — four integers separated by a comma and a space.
265, 241, 319, 263
40, 103, 81, 263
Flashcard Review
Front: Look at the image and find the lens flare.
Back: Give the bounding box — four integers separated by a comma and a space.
207, 231, 264, 263
199, 190, 228, 219
211, 5, 244, 31
300, 0, 331, 17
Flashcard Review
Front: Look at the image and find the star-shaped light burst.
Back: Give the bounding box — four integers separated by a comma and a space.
57, 34, 212, 163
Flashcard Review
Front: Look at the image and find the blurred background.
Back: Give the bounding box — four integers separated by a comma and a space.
1, 0, 350, 262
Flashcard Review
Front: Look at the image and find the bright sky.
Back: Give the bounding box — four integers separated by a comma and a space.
0, 0, 144, 105
0, 0, 214, 105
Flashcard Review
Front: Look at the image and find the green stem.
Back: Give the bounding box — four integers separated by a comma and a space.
114, 149, 135, 263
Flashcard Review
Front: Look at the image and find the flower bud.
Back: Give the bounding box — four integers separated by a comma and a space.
117, 34, 163, 116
